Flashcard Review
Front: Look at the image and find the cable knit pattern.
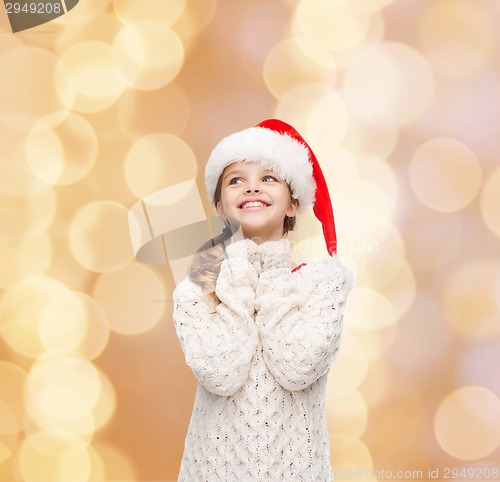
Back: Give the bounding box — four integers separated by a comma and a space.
173, 238, 354, 481
225, 237, 263, 276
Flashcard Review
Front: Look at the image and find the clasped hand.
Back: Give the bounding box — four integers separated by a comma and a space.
225, 236, 293, 275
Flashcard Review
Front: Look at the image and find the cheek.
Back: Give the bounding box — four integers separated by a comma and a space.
220, 193, 238, 209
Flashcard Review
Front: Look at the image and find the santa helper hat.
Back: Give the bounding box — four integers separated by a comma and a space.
204, 119, 337, 255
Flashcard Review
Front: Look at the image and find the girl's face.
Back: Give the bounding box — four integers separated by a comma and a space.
216, 161, 298, 244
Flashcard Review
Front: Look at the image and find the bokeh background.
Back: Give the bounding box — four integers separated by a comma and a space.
1, 0, 500, 480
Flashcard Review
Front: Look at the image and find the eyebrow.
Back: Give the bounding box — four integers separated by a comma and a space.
224, 168, 275, 181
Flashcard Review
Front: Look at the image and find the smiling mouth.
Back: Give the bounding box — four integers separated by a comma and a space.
238, 200, 271, 209
239, 204, 270, 210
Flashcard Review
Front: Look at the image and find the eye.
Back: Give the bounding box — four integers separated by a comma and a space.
229, 175, 278, 185
263, 175, 278, 182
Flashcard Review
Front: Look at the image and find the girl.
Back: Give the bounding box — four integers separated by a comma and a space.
172, 119, 354, 481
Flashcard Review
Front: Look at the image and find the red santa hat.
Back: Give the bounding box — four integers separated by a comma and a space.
205, 119, 337, 255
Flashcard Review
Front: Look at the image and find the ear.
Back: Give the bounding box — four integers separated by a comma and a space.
216, 200, 225, 218
286, 197, 299, 218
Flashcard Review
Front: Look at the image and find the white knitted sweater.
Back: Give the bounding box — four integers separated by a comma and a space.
172, 237, 354, 481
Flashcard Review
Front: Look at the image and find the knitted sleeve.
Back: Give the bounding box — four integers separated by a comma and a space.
255, 240, 355, 392
172, 240, 259, 397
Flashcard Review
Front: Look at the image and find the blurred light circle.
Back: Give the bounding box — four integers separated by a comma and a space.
55, 13, 122, 54
19, 437, 91, 482
76, 299, 110, 361
0, 276, 70, 358
0, 233, 52, 288
295, 0, 371, 51
55, 41, 126, 113
318, 8, 385, 71
0, 115, 52, 198
375, 222, 405, 258
0, 362, 27, 432
26, 112, 98, 186
0, 188, 56, 241
358, 358, 390, 409
25, 119, 63, 184
74, 292, 109, 360
434, 386, 500, 460
0, 401, 18, 463
193, 0, 224, 35
0, 28, 24, 57
315, 145, 359, 184
460, 341, 500, 398
404, 205, 462, 271
328, 330, 368, 389
351, 325, 398, 361
112, 21, 185, 91
27, 353, 101, 420
25, 429, 89, 459
24, 385, 95, 439
92, 369, 117, 432
92, 263, 166, 335
344, 288, 398, 331
444, 259, 500, 340
117, 83, 191, 139
263, 37, 337, 100
38, 291, 89, 353
331, 179, 393, 247
39, 293, 109, 360
336, 0, 396, 13
344, 42, 435, 125
359, 250, 416, 319
275, 83, 334, 135
90, 441, 137, 481
87, 445, 106, 482
305, 90, 350, 150
327, 383, 368, 439
50, 0, 111, 26
174, 0, 217, 39
340, 89, 398, 159
112, 0, 186, 26
0, 47, 66, 116
496, 270, 500, 313
69, 200, 134, 273
358, 155, 399, 210
124, 133, 197, 198
330, 434, 373, 474
480, 167, 500, 238
417, 0, 494, 78
410, 138, 482, 213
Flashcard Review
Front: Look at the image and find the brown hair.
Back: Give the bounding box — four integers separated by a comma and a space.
187, 169, 298, 303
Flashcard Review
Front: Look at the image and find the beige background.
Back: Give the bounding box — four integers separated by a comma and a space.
1, 0, 500, 481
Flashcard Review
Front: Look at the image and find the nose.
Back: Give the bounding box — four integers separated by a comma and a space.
246, 188, 259, 193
